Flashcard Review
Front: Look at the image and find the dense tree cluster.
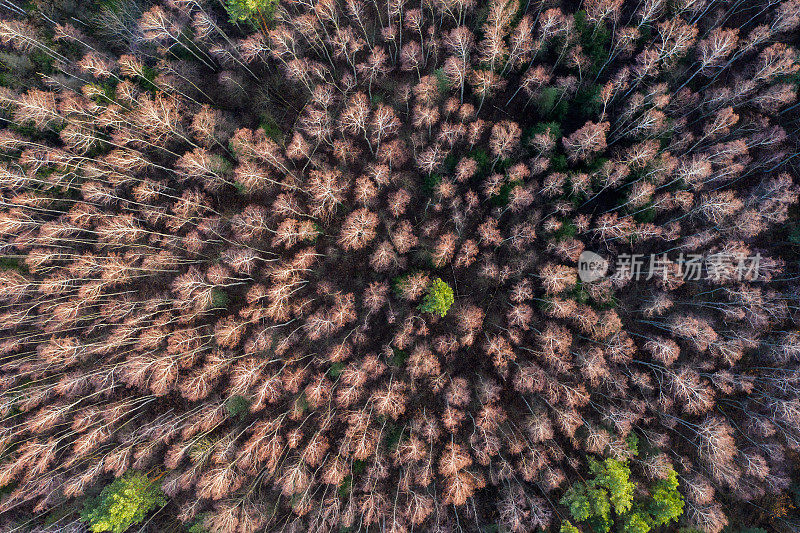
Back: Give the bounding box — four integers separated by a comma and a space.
0, 0, 798, 531
81, 471, 167, 533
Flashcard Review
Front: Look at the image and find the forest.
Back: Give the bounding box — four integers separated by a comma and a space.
0, 0, 798, 531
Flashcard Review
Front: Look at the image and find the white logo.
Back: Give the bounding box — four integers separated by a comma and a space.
578, 251, 608, 282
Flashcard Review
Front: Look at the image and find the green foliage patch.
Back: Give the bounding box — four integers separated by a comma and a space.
259, 113, 284, 143
552, 219, 578, 241
187, 515, 211, 533
560, 456, 684, 533
390, 345, 409, 367
328, 362, 345, 378
0, 256, 26, 273
537, 86, 569, 121
225, 394, 251, 419
434, 67, 450, 93
574, 84, 603, 119
81, 472, 166, 533
418, 278, 454, 317
551, 153, 568, 172
226, 0, 279, 24
423, 172, 443, 194
573, 10, 612, 77
210, 288, 230, 309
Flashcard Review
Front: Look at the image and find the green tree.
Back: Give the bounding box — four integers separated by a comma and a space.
225, 0, 279, 26
210, 288, 230, 309
536, 87, 569, 120
81, 472, 167, 533
561, 484, 613, 532
560, 458, 684, 533
646, 470, 684, 526
225, 394, 251, 419
187, 514, 211, 533
562, 484, 593, 522
590, 457, 634, 515
417, 278, 454, 317
620, 512, 651, 533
